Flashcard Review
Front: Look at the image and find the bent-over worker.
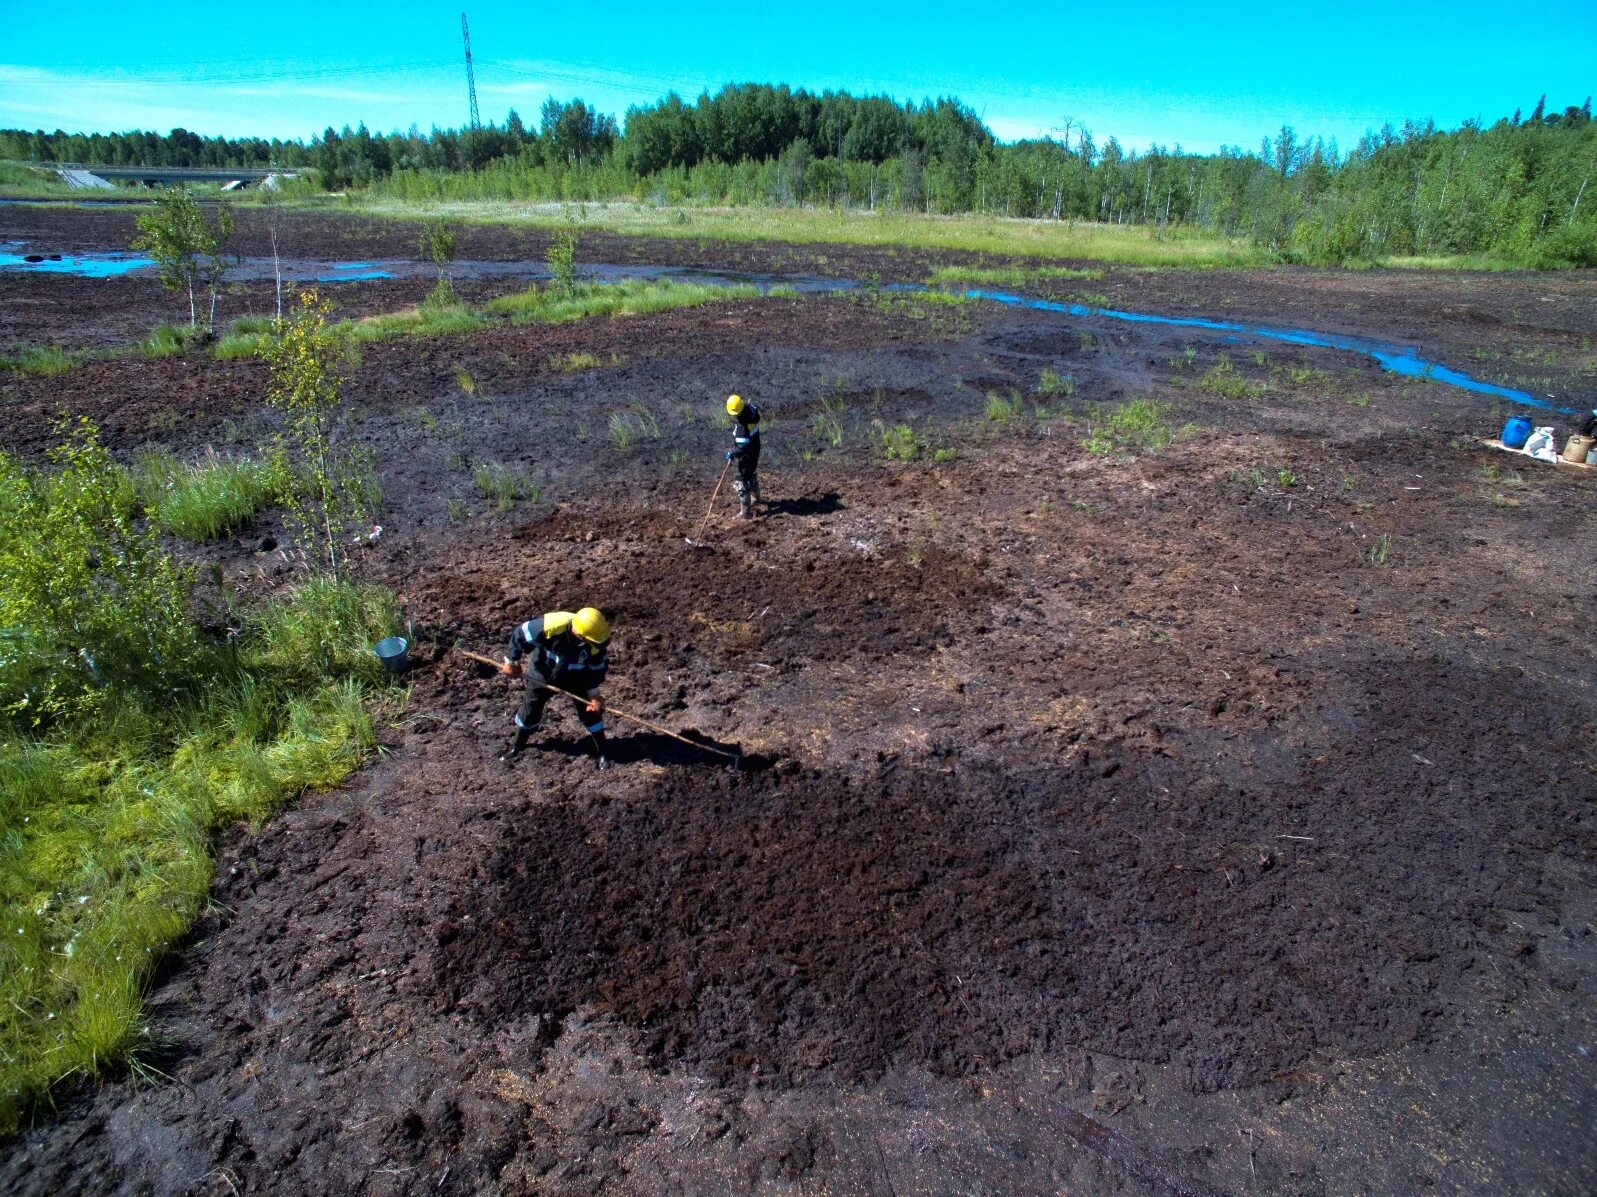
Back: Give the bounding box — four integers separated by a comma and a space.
499, 607, 612, 767
724, 393, 762, 519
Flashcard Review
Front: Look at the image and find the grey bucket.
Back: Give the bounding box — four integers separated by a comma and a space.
374, 636, 410, 673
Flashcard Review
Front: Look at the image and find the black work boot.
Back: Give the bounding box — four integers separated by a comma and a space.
499, 726, 534, 764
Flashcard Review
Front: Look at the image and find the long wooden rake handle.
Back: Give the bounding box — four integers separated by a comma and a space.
693, 458, 733, 541
456, 649, 742, 762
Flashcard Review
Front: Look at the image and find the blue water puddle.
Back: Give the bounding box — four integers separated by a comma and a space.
0, 252, 153, 277
961, 288, 1580, 415
316, 261, 396, 281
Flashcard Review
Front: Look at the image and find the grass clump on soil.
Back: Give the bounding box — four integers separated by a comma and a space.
133, 449, 290, 541
811, 393, 846, 448
1197, 356, 1264, 400
549, 351, 623, 372
872, 419, 927, 461
929, 263, 1106, 288
608, 404, 661, 451
985, 389, 1026, 424
0, 345, 84, 377
1080, 398, 1174, 455
1037, 368, 1076, 397
472, 462, 541, 511
0, 421, 399, 1133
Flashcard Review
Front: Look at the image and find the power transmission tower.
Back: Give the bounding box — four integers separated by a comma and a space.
461, 12, 480, 129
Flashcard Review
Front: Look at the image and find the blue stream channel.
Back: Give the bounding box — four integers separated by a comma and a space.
963, 287, 1582, 415
0, 250, 1576, 414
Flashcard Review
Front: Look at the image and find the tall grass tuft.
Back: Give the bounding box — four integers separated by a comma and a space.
133, 449, 290, 540
1080, 398, 1174, 455
472, 462, 541, 511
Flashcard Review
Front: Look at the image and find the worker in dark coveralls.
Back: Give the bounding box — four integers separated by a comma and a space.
498, 607, 611, 768
724, 393, 762, 519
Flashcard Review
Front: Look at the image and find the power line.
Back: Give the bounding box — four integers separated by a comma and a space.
2, 61, 451, 89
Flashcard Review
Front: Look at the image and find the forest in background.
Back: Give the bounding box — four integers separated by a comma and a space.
3, 85, 1594, 266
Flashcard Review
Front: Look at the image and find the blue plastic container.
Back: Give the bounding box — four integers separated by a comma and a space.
1501, 415, 1533, 449
374, 636, 410, 673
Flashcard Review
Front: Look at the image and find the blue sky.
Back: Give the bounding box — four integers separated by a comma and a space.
2, 1, 1593, 154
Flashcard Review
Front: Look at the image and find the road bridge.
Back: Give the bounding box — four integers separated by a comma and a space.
55, 165, 302, 190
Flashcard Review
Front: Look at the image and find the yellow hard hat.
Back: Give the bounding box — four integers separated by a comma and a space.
571, 607, 611, 645
725, 394, 745, 416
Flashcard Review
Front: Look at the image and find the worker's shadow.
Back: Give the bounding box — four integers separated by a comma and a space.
764, 491, 842, 517
537, 730, 764, 771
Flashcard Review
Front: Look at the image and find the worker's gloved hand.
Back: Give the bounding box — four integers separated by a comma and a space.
725, 450, 734, 461
586, 694, 605, 716
500, 659, 523, 679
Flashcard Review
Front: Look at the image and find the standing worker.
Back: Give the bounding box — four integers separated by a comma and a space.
498, 607, 612, 768
725, 393, 762, 519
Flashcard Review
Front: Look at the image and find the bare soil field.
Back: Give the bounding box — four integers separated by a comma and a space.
2, 204, 1595, 1195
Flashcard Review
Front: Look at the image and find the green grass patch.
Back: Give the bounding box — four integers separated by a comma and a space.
0, 577, 396, 1134
471, 462, 541, 511
347, 301, 487, 343
353, 198, 1269, 269
0, 345, 85, 376
1081, 398, 1174, 455
0, 162, 86, 198
1197, 356, 1263, 400
133, 449, 289, 541
928, 264, 1106, 288
873, 419, 926, 461
486, 278, 780, 326
0, 426, 397, 1131
549, 351, 623, 372
985, 389, 1026, 424
1037, 368, 1076, 397
607, 404, 661, 451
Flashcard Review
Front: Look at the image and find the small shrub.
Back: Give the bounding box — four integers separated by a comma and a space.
546, 221, 579, 294
1367, 533, 1392, 567
0, 418, 201, 726
1278, 469, 1297, 488
1080, 398, 1173, 455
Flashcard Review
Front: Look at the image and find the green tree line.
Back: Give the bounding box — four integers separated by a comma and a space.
4, 88, 1593, 265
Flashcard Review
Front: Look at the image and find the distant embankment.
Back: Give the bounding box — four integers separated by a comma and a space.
54, 165, 303, 190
